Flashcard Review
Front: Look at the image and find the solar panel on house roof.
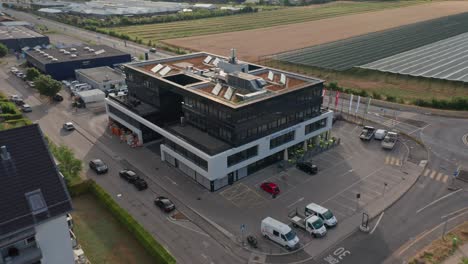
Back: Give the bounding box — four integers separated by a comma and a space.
151, 64, 164, 73
280, 73, 286, 85
212, 58, 220, 66
267, 71, 274, 81
211, 83, 222, 95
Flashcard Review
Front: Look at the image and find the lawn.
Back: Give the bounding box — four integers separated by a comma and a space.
72, 194, 154, 264
109, 1, 424, 42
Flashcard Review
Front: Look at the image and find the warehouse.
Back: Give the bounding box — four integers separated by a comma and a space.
75, 66, 126, 91
25, 45, 131, 80
0, 26, 49, 52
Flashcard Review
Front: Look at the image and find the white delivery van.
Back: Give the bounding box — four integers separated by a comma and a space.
261, 217, 300, 250
305, 203, 338, 227
374, 129, 387, 140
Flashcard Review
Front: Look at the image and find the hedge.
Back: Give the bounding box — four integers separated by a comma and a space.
0, 113, 24, 120
70, 180, 176, 264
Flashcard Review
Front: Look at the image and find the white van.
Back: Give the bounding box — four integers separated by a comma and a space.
305, 203, 338, 227
261, 217, 300, 250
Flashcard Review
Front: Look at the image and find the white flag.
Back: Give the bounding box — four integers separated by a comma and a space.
355, 96, 361, 113
348, 94, 353, 112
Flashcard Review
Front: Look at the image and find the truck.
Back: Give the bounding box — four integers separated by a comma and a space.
360, 126, 376, 141
382, 132, 398, 150
288, 210, 327, 237
76, 89, 105, 104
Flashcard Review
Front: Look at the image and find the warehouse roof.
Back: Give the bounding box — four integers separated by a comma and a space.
0, 26, 44, 40
0, 124, 72, 237
25, 44, 130, 64
76, 66, 125, 83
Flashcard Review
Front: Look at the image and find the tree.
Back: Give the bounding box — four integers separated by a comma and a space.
26, 68, 41, 81
35, 75, 61, 98
47, 142, 82, 185
0, 43, 7, 57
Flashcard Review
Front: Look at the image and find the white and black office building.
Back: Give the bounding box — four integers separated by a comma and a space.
106, 50, 333, 191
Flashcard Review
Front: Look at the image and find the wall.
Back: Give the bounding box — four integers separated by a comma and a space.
35, 215, 74, 264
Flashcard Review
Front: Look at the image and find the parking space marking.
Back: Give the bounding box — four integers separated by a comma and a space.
423, 169, 430, 177
359, 183, 383, 196
287, 197, 304, 208
442, 175, 449, 183
430, 170, 437, 179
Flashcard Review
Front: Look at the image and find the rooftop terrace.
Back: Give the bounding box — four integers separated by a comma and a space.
127, 51, 323, 108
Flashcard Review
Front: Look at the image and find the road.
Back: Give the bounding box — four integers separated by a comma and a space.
0, 61, 244, 264
2, 8, 172, 59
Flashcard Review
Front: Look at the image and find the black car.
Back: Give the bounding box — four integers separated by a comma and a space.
89, 159, 108, 174
134, 177, 148, 191
154, 196, 175, 212
119, 169, 138, 183
53, 93, 64, 102
296, 161, 318, 174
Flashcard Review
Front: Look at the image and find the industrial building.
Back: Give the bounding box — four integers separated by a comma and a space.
25, 45, 131, 80
75, 66, 126, 91
0, 26, 49, 52
0, 124, 74, 264
106, 50, 332, 191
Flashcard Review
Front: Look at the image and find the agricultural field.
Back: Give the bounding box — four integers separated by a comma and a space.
361, 32, 468, 83
272, 12, 468, 71
111, 1, 424, 43
163, 1, 468, 61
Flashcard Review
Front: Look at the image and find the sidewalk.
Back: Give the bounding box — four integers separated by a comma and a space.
443, 243, 468, 264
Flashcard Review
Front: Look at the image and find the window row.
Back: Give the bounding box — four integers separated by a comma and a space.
184, 97, 231, 121
305, 118, 327, 135
270, 131, 295, 149
227, 145, 258, 167
164, 139, 208, 170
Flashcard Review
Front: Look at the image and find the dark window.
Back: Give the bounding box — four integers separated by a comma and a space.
305, 118, 327, 135
227, 145, 258, 167
273, 230, 280, 237
165, 139, 208, 170
108, 105, 140, 128
25, 190, 47, 215
270, 131, 295, 149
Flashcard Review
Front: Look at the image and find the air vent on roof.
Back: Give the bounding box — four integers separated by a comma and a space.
150, 64, 164, 74
43, 53, 49, 57
94, 49, 105, 55
52, 58, 58, 61
224, 87, 234, 100
64, 51, 70, 55
203, 56, 213, 64
47, 55, 53, 59
59, 49, 65, 53
84, 46, 90, 51
267, 71, 274, 81
71, 54, 77, 58
211, 83, 222, 96
159, 66, 171, 76
70, 48, 77, 52
89, 49, 95, 52
39, 50, 44, 54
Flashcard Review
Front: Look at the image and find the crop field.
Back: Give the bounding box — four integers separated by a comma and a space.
111, 1, 423, 42
360, 32, 468, 83
269, 12, 468, 71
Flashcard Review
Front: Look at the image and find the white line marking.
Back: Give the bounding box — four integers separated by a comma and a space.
436, 172, 443, 181
441, 206, 468, 219
370, 212, 384, 235
416, 188, 463, 214
442, 175, 448, 183
423, 169, 430, 177
164, 175, 178, 185
287, 197, 304, 208
463, 133, 468, 146
167, 217, 210, 237
430, 171, 437, 179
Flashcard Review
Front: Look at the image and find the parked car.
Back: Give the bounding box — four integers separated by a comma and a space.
134, 177, 148, 191
10, 67, 18, 74
296, 161, 318, 174
374, 129, 387, 140
149, 48, 157, 53
26, 81, 35, 88
359, 126, 376, 141
261, 217, 300, 250
53, 93, 63, 102
89, 159, 108, 174
63, 122, 75, 131
260, 182, 280, 197
15, 72, 25, 79
119, 169, 138, 183
154, 196, 175, 212
9, 94, 22, 102
21, 104, 32, 112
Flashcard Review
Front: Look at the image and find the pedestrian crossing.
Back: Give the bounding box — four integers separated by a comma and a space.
385, 156, 402, 166
422, 168, 449, 183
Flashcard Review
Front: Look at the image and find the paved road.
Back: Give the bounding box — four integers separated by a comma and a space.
3, 8, 173, 59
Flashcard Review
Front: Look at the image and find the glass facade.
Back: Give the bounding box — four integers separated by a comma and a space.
227, 145, 258, 167
270, 131, 295, 149
305, 118, 327, 135
164, 139, 208, 170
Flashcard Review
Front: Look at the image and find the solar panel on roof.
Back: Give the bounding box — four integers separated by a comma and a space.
203, 56, 213, 64
212, 58, 220, 66
280, 74, 286, 85
211, 83, 222, 96
267, 71, 274, 81
159, 66, 171, 76
224, 87, 234, 100
150, 64, 163, 73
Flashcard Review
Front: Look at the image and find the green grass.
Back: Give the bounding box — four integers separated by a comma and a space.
109, 1, 426, 42
72, 194, 155, 264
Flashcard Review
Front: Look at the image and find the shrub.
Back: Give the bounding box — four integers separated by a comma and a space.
372, 92, 382, 100
0, 113, 23, 120
26, 67, 41, 81
0, 43, 7, 57
0, 102, 19, 114
386, 95, 396, 102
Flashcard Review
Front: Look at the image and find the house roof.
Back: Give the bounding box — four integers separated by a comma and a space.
0, 124, 72, 237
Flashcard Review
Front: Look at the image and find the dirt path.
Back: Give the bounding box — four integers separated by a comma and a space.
164, 1, 468, 61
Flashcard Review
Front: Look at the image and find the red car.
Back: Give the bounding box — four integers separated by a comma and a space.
260, 182, 280, 196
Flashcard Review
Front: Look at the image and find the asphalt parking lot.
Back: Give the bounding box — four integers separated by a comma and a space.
214, 121, 411, 252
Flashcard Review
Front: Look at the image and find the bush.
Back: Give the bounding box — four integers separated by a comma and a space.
0, 43, 7, 57
372, 92, 382, 100
413, 97, 468, 110
35, 74, 62, 98
89, 181, 176, 264
0, 102, 19, 114
26, 68, 41, 81
47, 141, 82, 186
0, 113, 23, 120
386, 95, 397, 102
68, 180, 92, 197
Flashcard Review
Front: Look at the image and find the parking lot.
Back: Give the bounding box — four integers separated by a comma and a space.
214, 121, 410, 253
